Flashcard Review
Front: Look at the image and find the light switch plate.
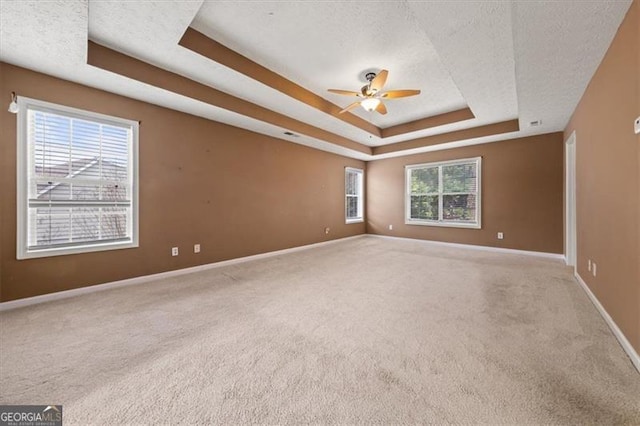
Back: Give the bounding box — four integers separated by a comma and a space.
635, 116, 640, 135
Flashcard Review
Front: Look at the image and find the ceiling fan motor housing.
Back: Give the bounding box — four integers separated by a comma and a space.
328, 69, 420, 115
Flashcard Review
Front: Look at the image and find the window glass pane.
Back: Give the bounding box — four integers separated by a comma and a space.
33, 112, 71, 178
411, 167, 438, 194
346, 196, 359, 218
410, 195, 438, 220
102, 207, 128, 240
443, 194, 476, 221
71, 183, 102, 201
101, 125, 129, 180
442, 163, 477, 193
101, 183, 128, 201
346, 171, 355, 195
72, 207, 100, 242
101, 159, 128, 182
71, 120, 101, 179
34, 207, 71, 246
35, 182, 71, 201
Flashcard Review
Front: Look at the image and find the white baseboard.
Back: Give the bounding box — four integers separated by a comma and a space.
574, 273, 640, 373
0, 234, 366, 312
367, 234, 565, 260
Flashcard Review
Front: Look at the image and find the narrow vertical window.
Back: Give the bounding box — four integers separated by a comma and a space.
16, 97, 139, 259
345, 167, 364, 224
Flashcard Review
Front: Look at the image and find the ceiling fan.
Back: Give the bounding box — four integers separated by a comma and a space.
328, 70, 421, 115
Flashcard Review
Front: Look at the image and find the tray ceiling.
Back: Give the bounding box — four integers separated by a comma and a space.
0, 0, 633, 160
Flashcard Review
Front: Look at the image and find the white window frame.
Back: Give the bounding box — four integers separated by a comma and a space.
16, 97, 139, 259
405, 157, 481, 229
345, 167, 364, 224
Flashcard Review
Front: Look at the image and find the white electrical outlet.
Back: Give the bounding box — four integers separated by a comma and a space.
194, 244, 200, 253
497, 232, 504, 240
324, 227, 330, 234
634, 116, 640, 135
389, 224, 393, 230
588, 259, 591, 271
171, 247, 179, 256
593, 263, 597, 277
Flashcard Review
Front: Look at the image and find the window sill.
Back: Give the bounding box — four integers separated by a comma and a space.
346, 218, 364, 224
405, 219, 481, 229
17, 240, 138, 260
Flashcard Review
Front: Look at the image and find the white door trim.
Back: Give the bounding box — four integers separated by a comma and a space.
565, 131, 577, 271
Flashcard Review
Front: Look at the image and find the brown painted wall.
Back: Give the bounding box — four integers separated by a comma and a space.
0, 62, 366, 302
564, 0, 640, 353
366, 133, 564, 254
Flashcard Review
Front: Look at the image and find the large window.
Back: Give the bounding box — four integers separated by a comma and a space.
345, 167, 364, 223
405, 157, 481, 228
16, 97, 139, 259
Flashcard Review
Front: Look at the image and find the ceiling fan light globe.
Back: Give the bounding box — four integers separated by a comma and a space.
361, 98, 380, 112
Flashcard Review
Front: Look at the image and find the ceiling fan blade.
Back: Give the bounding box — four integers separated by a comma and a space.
328, 89, 362, 97
339, 101, 361, 114
380, 89, 421, 99
370, 69, 389, 93
375, 101, 388, 115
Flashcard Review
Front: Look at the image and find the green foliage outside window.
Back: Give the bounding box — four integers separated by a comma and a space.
408, 160, 478, 223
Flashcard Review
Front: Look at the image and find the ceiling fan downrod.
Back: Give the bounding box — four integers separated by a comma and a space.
363, 72, 378, 96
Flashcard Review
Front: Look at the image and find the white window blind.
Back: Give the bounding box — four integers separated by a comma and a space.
17, 97, 138, 259
345, 167, 364, 223
405, 157, 481, 228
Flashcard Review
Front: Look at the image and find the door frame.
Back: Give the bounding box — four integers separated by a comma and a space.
565, 131, 577, 271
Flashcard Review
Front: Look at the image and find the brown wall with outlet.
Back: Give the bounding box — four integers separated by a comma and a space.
0, 62, 366, 302
365, 133, 564, 254
565, 0, 640, 353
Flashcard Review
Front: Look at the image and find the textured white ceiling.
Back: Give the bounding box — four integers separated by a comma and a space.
512, 0, 633, 133
406, 1, 518, 124
0, 0, 87, 73
0, 0, 634, 160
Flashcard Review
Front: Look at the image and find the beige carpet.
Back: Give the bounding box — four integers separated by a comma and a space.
1, 236, 639, 424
